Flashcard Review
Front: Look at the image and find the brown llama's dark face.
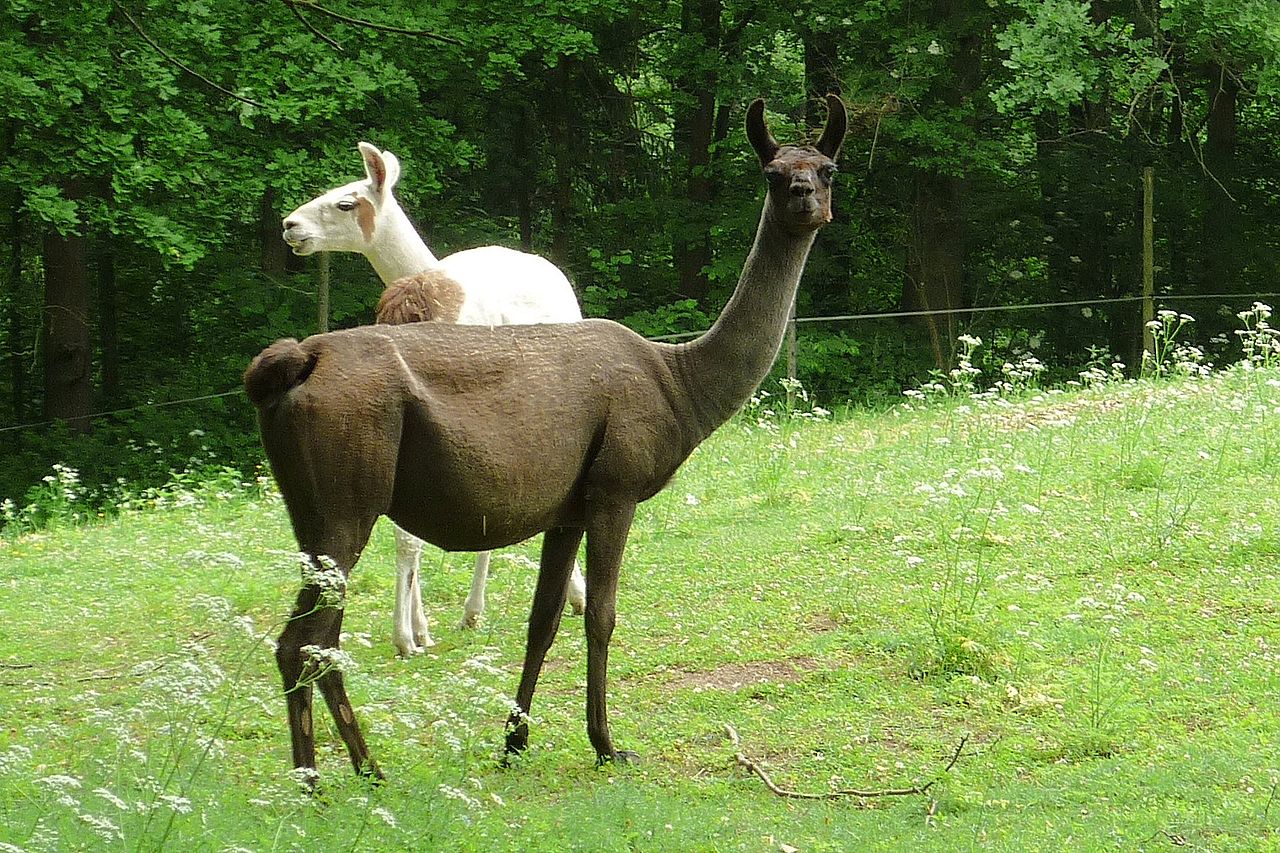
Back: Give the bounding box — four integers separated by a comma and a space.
745, 94, 847, 233
762, 146, 838, 230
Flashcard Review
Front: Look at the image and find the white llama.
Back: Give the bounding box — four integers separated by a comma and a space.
281, 142, 587, 656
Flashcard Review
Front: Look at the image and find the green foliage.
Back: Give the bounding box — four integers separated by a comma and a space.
4, 0, 1280, 509
621, 298, 712, 339
992, 0, 1166, 117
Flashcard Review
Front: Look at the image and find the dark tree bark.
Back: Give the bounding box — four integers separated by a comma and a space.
6, 207, 24, 425
515, 101, 536, 253
41, 178, 93, 432
804, 30, 841, 126
1202, 63, 1239, 294
803, 26, 849, 312
260, 187, 290, 279
671, 0, 722, 306
902, 2, 983, 368
95, 236, 119, 403
547, 56, 576, 271
904, 171, 968, 368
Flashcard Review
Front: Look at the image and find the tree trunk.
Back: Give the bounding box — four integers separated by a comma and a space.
1202, 63, 1239, 294
803, 27, 849, 313
904, 171, 968, 368
804, 30, 841, 125
41, 179, 93, 432
547, 57, 575, 271
96, 236, 119, 403
261, 187, 289, 279
902, 3, 982, 368
671, 0, 721, 306
6, 207, 24, 424
514, 101, 536, 253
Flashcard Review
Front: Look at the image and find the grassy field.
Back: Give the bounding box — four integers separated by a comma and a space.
2, 364, 1279, 851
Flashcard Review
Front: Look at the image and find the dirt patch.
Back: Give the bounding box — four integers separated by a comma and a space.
803, 612, 843, 635
668, 657, 817, 692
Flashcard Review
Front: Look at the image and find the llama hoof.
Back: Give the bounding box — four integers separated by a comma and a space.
357, 760, 387, 784
503, 721, 529, 762
459, 613, 482, 630
567, 600, 585, 616
394, 636, 435, 658
596, 749, 639, 767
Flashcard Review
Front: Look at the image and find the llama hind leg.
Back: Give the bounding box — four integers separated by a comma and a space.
316, 602, 382, 780
278, 544, 381, 781
392, 526, 432, 656
408, 555, 432, 649
460, 551, 491, 629
583, 501, 638, 765
565, 560, 586, 615
504, 527, 583, 758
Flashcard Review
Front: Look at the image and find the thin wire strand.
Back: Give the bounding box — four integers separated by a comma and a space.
646, 291, 1280, 342
0, 390, 244, 435
4, 290, 1275, 435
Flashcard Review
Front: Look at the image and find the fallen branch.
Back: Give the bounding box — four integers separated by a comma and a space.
74, 659, 170, 682
724, 724, 968, 801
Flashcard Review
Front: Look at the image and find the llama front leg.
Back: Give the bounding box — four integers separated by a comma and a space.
504, 527, 583, 757
462, 551, 585, 629
392, 526, 432, 656
583, 501, 638, 765
460, 551, 491, 629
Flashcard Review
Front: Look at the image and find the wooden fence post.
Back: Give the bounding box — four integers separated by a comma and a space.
317, 251, 330, 334
1142, 166, 1155, 360
786, 295, 798, 406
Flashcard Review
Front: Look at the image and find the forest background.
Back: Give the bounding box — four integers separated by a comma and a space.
2, 0, 1278, 509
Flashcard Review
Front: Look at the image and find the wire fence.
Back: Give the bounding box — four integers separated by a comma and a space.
3, 289, 1277, 437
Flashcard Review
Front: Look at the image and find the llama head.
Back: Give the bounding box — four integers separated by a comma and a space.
746, 94, 846, 234
282, 142, 404, 256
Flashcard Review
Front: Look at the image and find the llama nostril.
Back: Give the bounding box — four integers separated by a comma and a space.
283, 219, 299, 231
790, 182, 814, 198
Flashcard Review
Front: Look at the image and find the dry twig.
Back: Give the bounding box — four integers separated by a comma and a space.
724, 723, 968, 801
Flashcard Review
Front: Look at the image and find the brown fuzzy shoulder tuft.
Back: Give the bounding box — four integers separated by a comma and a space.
376, 271, 465, 325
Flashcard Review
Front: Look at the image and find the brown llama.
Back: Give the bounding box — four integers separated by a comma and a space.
245, 95, 847, 781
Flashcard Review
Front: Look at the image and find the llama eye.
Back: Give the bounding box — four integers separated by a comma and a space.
336, 199, 357, 212
820, 164, 838, 181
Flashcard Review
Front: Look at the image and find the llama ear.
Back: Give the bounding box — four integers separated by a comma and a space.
745, 98, 779, 167
357, 141, 391, 195
380, 150, 401, 192
816, 94, 847, 161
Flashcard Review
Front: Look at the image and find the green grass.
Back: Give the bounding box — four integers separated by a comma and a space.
2, 366, 1279, 851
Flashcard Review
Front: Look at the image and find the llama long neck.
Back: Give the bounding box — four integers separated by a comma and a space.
671, 202, 819, 439
365, 199, 441, 285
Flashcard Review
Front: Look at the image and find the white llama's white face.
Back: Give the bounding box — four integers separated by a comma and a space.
282, 143, 401, 256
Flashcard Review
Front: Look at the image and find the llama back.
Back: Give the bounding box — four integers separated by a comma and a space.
441, 246, 582, 324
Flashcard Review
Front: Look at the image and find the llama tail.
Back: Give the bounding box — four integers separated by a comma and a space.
243, 338, 317, 407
